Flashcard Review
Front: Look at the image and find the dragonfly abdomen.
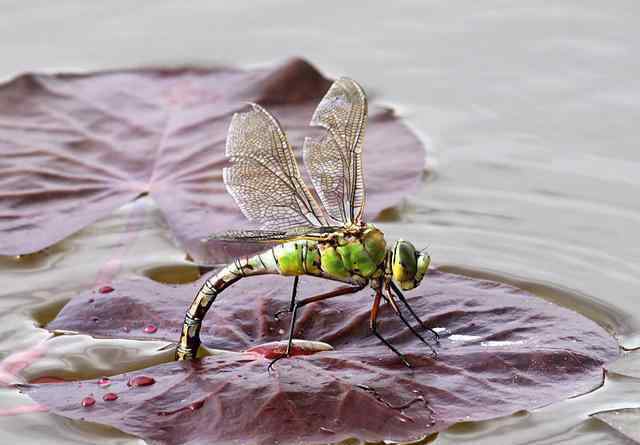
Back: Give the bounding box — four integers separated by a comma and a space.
176, 251, 279, 360
267, 240, 322, 277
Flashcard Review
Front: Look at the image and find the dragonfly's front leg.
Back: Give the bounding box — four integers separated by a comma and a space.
268, 283, 365, 372
274, 276, 299, 321
390, 281, 440, 342
383, 281, 438, 358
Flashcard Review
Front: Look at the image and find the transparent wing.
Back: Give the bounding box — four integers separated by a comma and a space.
204, 229, 298, 243
303, 78, 368, 225
224, 104, 329, 230
202, 227, 338, 243
200, 227, 338, 264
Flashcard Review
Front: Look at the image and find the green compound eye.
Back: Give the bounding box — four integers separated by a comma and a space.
392, 240, 417, 286
392, 241, 430, 290
415, 251, 431, 284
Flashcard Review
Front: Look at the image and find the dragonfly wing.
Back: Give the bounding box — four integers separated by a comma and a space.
203, 226, 340, 243
224, 104, 329, 230
201, 227, 337, 264
303, 78, 367, 225
203, 229, 301, 243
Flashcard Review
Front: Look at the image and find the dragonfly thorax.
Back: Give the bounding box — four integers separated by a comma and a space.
314, 224, 387, 283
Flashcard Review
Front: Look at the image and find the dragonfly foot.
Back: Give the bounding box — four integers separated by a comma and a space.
428, 328, 440, 343
273, 308, 291, 321
400, 355, 412, 368
267, 353, 289, 373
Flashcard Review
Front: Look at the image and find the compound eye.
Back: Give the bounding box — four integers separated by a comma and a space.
415, 253, 431, 284
392, 241, 417, 282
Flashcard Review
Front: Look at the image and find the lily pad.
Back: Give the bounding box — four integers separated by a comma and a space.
29, 270, 617, 444
0, 58, 424, 260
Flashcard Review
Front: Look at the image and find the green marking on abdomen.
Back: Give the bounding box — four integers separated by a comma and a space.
272, 242, 304, 275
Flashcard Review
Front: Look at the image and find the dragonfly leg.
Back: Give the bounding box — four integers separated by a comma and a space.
383, 283, 437, 358
370, 290, 412, 368
390, 281, 440, 342
268, 283, 365, 373
274, 276, 299, 321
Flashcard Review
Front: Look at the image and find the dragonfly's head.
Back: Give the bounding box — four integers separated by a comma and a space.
391, 240, 431, 290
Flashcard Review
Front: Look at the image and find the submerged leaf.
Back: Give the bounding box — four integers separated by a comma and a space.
607, 353, 640, 379
0, 58, 424, 261
592, 408, 640, 443
31, 270, 618, 444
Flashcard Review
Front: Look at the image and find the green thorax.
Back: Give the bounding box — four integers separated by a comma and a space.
270, 224, 387, 282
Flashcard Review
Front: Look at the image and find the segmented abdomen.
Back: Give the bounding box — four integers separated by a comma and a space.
175, 238, 377, 360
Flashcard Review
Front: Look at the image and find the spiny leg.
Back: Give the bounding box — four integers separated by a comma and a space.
390, 281, 440, 341
383, 283, 437, 358
268, 283, 364, 372
274, 275, 299, 321
370, 290, 412, 368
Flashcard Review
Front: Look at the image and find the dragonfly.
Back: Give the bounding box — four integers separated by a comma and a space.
176, 78, 438, 368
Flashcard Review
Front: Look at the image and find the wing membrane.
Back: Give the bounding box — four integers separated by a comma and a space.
202, 227, 338, 244
224, 104, 329, 230
303, 78, 367, 225
200, 227, 338, 264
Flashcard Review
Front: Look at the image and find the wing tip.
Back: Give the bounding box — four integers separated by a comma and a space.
310, 77, 367, 126
229, 102, 262, 122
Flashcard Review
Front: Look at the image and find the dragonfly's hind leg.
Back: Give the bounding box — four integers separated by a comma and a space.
268, 283, 365, 372
370, 290, 412, 368
274, 276, 299, 321
390, 281, 440, 342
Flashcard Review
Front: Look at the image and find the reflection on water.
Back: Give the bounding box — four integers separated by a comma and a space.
444, 334, 527, 348
2, 1, 640, 444
448, 334, 480, 342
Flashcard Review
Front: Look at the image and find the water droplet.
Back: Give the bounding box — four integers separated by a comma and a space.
103, 392, 118, 401
97, 377, 111, 387
81, 396, 96, 407
143, 324, 158, 334
127, 375, 155, 387
91, 316, 99, 322
122, 326, 130, 333
99, 286, 114, 294
278, 328, 285, 335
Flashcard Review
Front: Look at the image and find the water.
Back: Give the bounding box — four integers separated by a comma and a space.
1, 1, 639, 443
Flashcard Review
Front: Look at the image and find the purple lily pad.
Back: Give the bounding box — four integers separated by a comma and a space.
30, 270, 617, 444
0, 58, 424, 261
